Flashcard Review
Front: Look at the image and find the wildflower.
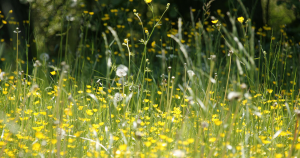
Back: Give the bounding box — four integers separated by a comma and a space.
86, 109, 93, 116
237, 16, 244, 23
0, 70, 5, 80
50, 71, 56, 75
113, 92, 123, 107
267, 89, 273, 94
66, 16, 75, 21
210, 77, 216, 84
201, 121, 209, 128
240, 83, 247, 89
209, 137, 216, 142
211, 20, 218, 24
145, 0, 152, 3
39, 53, 49, 61
172, 150, 186, 157
119, 144, 127, 150
35, 132, 44, 139
33, 60, 42, 67
32, 143, 41, 151
135, 131, 144, 139
116, 65, 128, 77
295, 109, 300, 118
227, 91, 242, 101
262, 140, 271, 144
151, 41, 156, 47
214, 120, 222, 126
144, 141, 152, 147
30, 84, 39, 92
228, 50, 234, 56
187, 70, 195, 78
13, 27, 21, 33
64, 108, 73, 116
57, 128, 66, 139
107, 57, 112, 67
168, 66, 172, 72
210, 54, 216, 60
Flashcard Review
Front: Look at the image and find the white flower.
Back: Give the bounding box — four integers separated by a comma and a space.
114, 93, 123, 102
57, 128, 66, 140
187, 70, 195, 78
107, 57, 112, 67
116, 65, 128, 77
33, 60, 42, 67
240, 83, 247, 89
227, 91, 242, 101
172, 150, 186, 158
210, 77, 216, 84
0, 71, 5, 80
39, 53, 49, 61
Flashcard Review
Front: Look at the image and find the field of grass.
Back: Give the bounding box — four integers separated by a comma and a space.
0, 0, 300, 157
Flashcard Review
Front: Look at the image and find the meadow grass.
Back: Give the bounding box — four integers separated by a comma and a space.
0, 0, 300, 158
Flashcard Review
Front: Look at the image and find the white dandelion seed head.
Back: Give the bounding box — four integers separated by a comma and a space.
116, 65, 128, 77
114, 92, 123, 102
33, 60, 42, 67
227, 91, 242, 101
187, 70, 195, 78
56, 128, 66, 140
210, 78, 216, 84
107, 57, 112, 67
240, 83, 247, 89
172, 150, 186, 158
39, 53, 49, 61
0, 71, 5, 80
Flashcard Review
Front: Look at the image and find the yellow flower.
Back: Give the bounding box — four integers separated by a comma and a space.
32, 143, 41, 151
151, 41, 156, 47
209, 137, 216, 143
214, 120, 222, 126
86, 109, 93, 116
267, 89, 273, 94
237, 16, 244, 23
276, 144, 284, 148
145, 0, 152, 3
50, 71, 56, 75
262, 140, 271, 144
119, 144, 127, 150
64, 108, 73, 116
35, 132, 44, 139
275, 154, 283, 158
296, 143, 300, 149
211, 20, 218, 24
144, 141, 152, 147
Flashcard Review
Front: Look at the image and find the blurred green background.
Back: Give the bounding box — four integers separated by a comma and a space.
0, 0, 299, 72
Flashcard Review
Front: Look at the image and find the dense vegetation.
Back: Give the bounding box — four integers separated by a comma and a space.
0, 0, 300, 157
